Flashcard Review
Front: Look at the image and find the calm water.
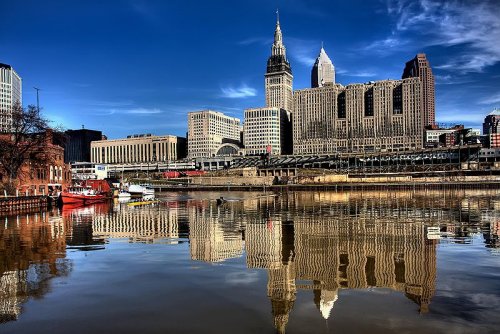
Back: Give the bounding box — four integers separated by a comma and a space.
1, 190, 500, 334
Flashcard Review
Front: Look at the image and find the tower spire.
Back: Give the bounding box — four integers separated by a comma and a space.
272, 10, 285, 57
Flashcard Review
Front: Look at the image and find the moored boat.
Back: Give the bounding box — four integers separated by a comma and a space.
118, 191, 131, 198
128, 184, 155, 196
60, 187, 108, 205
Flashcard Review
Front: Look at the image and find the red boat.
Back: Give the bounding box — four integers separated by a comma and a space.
60, 187, 109, 205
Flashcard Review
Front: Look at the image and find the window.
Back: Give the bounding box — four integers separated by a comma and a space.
337, 92, 346, 118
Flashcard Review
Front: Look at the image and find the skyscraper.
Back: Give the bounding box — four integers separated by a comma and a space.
402, 54, 435, 127
265, 11, 293, 112
0, 63, 22, 133
311, 46, 335, 88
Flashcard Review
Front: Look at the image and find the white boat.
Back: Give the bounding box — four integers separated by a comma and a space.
118, 191, 131, 198
128, 184, 155, 196
142, 185, 155, 196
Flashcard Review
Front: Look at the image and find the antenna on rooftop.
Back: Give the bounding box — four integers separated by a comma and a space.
33, 87, 41, 112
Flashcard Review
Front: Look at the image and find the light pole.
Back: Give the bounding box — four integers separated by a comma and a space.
33, 87, 41, 112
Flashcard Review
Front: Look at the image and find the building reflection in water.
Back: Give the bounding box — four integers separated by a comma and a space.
188, 204, 244, 262
92, 203, 181, 244
187, 189, 499, 333
0, 212, 71, 323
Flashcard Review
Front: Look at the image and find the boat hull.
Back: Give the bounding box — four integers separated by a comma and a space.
61, 193, 108, 205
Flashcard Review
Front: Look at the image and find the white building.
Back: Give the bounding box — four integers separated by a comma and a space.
70, 162, 108, 180
91, 134, 183, 164
0, 63, 22, 133
243, 107, 291, 156
187, 110, 241, 158
311, 46, 335, 88
425, 129, 458, 144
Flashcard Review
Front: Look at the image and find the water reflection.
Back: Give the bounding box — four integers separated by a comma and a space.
0, 189, 499, 332
93, 203, 181, 244
0, 212, 71, 323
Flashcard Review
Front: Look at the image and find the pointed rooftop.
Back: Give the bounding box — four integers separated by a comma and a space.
311, 45, 335, 87
267, 9, 292, 75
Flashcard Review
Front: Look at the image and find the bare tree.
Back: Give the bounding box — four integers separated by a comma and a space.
0, 103, 60, 194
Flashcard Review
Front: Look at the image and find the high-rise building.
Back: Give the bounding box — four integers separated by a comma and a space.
402, 54, 435, 127
244, 107, 292, 156
483, 109, 500, 135
311, 46, 335, 88
187, 110, 241, 158
0, 63, 22, 133
293, 78, 423, 154
265, 12, 293, 112
64, 128, 103, 163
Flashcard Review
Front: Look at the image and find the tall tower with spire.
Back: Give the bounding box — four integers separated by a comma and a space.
265, 10, 293, 112
311, 45, 335, 88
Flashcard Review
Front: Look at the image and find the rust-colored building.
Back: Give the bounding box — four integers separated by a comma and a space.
0, 130, 71, 196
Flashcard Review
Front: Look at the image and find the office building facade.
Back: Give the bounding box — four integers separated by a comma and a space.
90, 134, 182, 164
0, 63, 22, 133
64, 129, 103, 163
187, 110, 241, 158
483, 109, 500, 135
244, 107, 292, 155
293, 78, 423, 154
402, 54, 435, 127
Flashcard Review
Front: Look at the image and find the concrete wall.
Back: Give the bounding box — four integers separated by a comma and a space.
297, 174, 348, 184
297, 173, 500, 184
348, 175, 412, 183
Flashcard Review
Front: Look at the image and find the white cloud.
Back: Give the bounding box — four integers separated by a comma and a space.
237, 37, 272, 46
479, 92, 500, 105
125, 108, 162, 114
363, 36, 408, 53
434, 74, 473, 85
382, 0, 500, 72
220, 84, 257, 98
337, 68, 377, 78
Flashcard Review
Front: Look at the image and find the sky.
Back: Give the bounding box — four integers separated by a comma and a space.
1, 0, 499, 139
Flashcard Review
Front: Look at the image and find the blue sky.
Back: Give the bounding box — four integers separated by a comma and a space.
1, 0, 499, 138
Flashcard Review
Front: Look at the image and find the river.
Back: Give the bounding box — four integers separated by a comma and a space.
1, 189, 499, 333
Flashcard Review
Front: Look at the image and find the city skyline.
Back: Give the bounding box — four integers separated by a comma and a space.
1, 0, 499, 138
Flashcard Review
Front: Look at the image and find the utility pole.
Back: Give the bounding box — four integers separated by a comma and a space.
33, 87, 41, 112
